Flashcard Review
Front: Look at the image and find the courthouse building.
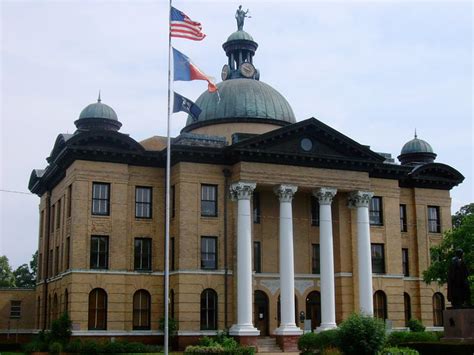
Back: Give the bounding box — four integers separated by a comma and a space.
1, 18, 464, 351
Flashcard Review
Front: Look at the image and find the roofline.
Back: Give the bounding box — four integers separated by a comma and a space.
181, 117, 290, 133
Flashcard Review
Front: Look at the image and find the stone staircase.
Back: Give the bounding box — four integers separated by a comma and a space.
256, 337, 282, 353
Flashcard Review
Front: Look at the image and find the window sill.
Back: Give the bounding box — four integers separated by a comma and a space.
201, 215, 218, 219
91, 214, 110, 218
134, 218, 153, 222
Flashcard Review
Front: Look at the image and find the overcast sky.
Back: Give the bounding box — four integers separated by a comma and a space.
1, 0, 472, 268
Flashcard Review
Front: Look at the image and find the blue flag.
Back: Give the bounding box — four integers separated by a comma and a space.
173, 92, 202, 121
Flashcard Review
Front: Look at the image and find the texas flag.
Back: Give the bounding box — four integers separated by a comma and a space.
173, 47, 217, 93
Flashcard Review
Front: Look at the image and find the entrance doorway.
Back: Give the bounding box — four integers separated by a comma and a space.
306, 291, 321, 330
254, 290, 269, 336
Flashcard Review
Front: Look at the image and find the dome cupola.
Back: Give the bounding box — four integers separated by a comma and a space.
74, 93, 122, 131
398, 131, 437, 166
182, 6, 295, 134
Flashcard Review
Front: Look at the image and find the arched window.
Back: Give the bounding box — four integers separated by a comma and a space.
404, 293, 411, 326
433, 292, 445, 326
306, 291, 321, 330
277, 295, 298, 326
64, 289, 69, 315
133, 290, 151, 330
200, 289, 217, 330
53, 294, 58, 321
48, 295, 52, 328
88, 288, 107, 330
170, 289, 175, 319
373, 290, 387, 320
36, 297, 41, 329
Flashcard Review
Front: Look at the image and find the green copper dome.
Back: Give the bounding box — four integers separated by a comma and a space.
185, 79, 296, 127
227, 30, 254, 42
75, 95, 122, 131
79, 101, 118, 121
401, 136, 434, 155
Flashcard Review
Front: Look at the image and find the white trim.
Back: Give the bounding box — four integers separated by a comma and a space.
170, 269, 233, 276
72, 330, 163, 336
372, 274, 404, 279
0, 329, 39, 334
177, 330, 219, 336
403, 276, 423, 281
335, 272, 353, 277
426, 326, 444, 332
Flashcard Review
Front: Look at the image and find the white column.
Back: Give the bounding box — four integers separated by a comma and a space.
229, 181, 260, 336
313, 187, 337, 331
348, 191, 374, 316
274, 184, 303, 336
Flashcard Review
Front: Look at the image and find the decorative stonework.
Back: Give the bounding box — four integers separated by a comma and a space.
273, 184, 298, 202
260, 279, 280, 295
294, 280, 314, 295
229, 181, 256, 201
312, 187, 337, 205
348, 191, 373, 208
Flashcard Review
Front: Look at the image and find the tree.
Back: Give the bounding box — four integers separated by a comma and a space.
13, 252, 38, 288
423, 205, 473, 303
0, 255, 16, 287
452, 203, 474, 229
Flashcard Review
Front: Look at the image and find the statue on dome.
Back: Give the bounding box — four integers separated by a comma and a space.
235, 5, 250, 31
447, 249, 471, 308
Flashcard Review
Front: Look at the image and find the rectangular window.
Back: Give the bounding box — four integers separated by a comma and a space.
10, 300, 21, 318
369, 196, 383, 225
39, 210, 44, 239
402, 248, 409, 276
428, 206, 441, 233
90, 236, 108, 269
67, 184, 72, 217
201, 185, 217, 217
65, 237, 70, 270
371, 244, 385, 274
134, 238, 152, 271
253, 241, 261, 273
38, 253, 43, 280
51, 205, 55, 232
54, 246, 59, 275
56, 199, 61, 229
48, 250, 53, 277
400, 204, 407, 232
92, 182, 110, 216
170, 237, 175, 271
312, 244, 320, 274
253, 192, 261, 224
135, 187, 152, 218
311, 196, 320, 226
171, 185, 176, 218
201, 237, 217, 270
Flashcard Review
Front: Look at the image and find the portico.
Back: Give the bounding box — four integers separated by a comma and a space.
229, 179, 374, 347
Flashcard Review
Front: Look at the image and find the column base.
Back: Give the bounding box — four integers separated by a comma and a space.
274, 324, 303, 336
229, 324, 260, 337
275, 334, 301, 352
316, 322, 337, 332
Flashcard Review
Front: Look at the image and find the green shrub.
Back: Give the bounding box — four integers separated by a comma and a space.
159, 317, 179, 336
336, 313, 386, 355
322, 347, 342, 355
79, 340, 101, 355
380, 346, 419, 355
185, 344, 225, 353
398, 342, 474, 355
407, 319, 425, 332
64, 339, 83, 353
386, 331, 438, 346
102, 340, 127, 353
48, 341, 63, 355
50, 312, 72, 344
199, 336, 217, 347
123, 341, 148, 353
23, 340, 48, 354
298, 332, 319, 353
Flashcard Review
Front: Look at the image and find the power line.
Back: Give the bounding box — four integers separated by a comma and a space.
0, 189, 34, 195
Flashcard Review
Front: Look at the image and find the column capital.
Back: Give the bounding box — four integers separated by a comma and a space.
348, 191, 374, 208
312, 187, 337, 205
230, 181, 256, 201
274, 184, 298, 202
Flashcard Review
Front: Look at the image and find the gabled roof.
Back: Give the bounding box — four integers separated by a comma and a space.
224, 118, 385, 170
401, 162, 464, 189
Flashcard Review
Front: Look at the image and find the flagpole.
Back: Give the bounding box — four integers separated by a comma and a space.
164, 0, 172, 353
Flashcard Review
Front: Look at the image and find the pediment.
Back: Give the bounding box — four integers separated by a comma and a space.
230, 118, 385, 163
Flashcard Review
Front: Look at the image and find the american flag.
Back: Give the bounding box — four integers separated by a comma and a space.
170, 7, 206, 41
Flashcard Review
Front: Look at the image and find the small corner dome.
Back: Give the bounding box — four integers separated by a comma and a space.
227, 30, 254, 42
398, 133, 436, 166
79, 101, 118, 121
75, 96, 122, 132
400, 136, 434, 155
